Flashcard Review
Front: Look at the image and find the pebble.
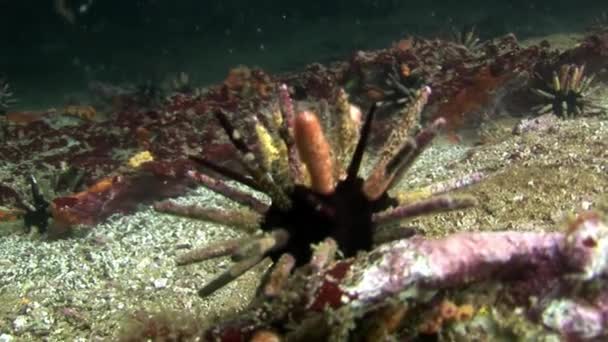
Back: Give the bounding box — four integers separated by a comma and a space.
153, 278, 169, 289
512, 113, 558, 135
0, 334, 14, 342
12, 316, 28, 332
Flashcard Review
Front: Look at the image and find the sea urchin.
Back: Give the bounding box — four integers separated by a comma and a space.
155, 84, 483, 297
532, 64, 604, 118
0, 78, 16, 114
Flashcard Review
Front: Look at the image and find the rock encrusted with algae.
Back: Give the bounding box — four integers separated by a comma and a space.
201, 210, 608, 341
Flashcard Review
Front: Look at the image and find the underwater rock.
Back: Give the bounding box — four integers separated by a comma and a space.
512, 113, 558, 135
203, 211, 608, 341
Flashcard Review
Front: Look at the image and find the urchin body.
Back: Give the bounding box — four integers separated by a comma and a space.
261, 178, 397, 264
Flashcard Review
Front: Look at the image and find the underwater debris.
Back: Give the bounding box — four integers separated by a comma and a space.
155, 85, 482, 298
531, 64, 605, 118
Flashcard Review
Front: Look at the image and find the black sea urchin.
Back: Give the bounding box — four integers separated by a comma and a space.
451, 25, 482, 52
155, 85, 483, 297
532, 64, 604, 118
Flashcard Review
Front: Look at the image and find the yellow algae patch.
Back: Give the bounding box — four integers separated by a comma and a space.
128, 151, 154, 169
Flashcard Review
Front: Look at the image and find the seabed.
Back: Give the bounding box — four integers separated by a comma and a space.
0, 32, 607, 341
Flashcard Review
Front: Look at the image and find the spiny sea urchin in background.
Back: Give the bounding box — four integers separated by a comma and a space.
155, 84, 484, 297
531, 64, 605, 118
372, 61, 426, 108
589, 12, 608, 33
451, 25, 482, 52
0, 77, 17, 114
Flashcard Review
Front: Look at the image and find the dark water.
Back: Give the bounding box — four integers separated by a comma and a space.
1, 0, 606, 108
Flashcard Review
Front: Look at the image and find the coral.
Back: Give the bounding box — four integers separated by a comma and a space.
155, 85, 482, 298
531, 64, 605, 117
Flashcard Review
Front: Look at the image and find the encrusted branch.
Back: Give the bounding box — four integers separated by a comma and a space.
344, 214, 608, 333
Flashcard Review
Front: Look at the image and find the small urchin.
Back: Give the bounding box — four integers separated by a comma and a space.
532, 64, 605, 118
0, 78, 17, 113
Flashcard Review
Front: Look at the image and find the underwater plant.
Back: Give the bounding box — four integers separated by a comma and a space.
531, 64, 605, 118
155, 84, 483, 297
